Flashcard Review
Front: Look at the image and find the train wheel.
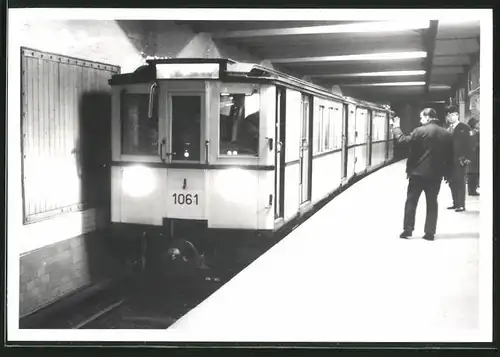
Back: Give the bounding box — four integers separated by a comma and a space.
162, 238, 202, 279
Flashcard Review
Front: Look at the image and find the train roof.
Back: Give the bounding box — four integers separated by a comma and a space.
109, 57, 392, 112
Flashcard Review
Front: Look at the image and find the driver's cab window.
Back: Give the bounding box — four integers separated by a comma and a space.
170, 95, 202, 161
121, 92, 159, 155
219, 89, 260, 157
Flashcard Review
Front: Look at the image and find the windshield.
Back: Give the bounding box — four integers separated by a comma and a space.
121, 92, 159, 156
219, 91, 260, 156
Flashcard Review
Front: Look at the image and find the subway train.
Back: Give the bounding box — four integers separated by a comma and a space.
107, 58, 395, 278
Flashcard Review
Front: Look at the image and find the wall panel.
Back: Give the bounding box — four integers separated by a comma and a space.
21, 47, 120, 224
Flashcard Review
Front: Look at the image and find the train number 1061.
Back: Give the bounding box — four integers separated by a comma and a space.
172, 193, 199, 206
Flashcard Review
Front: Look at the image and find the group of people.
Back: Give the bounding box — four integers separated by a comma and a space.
390, 105, 480, 241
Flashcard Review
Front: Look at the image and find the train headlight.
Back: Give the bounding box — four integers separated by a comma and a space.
122, 165, 156, 198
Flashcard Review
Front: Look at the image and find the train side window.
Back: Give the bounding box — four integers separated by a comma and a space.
121, 93, 159, 156
382, 113, 388, 140
377, 113, 384, 141
219, 91, 260, 157
323, 107, 330, 150
317, 105, 324, 153
333, 106, 342, 150
328, 107, 334, 150
313, 105, 319, 154
373, 112, 384, 141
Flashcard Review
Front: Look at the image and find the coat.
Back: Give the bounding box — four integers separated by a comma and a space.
392, 121, 454, 181
466, 130, 479, 174
449, 122, 473, 175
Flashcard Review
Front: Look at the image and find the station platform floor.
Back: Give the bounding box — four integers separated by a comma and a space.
164, 159, 486, 343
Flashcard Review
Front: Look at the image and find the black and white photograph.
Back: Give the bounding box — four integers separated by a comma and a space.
6, 7, 493, 345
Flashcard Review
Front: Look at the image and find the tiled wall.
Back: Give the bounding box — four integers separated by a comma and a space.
19, 228, 120, 317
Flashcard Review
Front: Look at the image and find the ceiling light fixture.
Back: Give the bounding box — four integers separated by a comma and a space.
311, 70, 426, 78
213, 20, 431, 38
438, 19, 480, 25
342, 81, 426, 87
270, 51, 427, 64
334, 20, 431, 33
429, 84, 452, 90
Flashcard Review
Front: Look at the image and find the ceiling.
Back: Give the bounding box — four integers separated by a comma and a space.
175, 20, 480, 105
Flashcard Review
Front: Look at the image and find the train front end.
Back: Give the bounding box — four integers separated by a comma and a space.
107, 59, 277, 278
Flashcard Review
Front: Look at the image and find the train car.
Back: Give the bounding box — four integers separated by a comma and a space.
107, 58, 394, 278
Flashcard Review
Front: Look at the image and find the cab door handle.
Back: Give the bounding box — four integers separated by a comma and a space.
159, 138, 166, 162
205, 140, 209, 164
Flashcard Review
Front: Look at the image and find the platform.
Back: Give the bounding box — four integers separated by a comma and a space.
165, 159, 483, 342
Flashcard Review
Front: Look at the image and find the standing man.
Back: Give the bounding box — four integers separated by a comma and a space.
390, 108, 453, 241
445, 105, 472, 211
466, 117, 480, 196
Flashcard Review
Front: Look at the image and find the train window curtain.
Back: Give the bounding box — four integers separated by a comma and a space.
20, 47, 120, 224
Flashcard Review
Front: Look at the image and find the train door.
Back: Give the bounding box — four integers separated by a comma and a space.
341, 103, 348, 179
299, 94, 311, 205
346, 104, 357, 179
354, 108, 368, 174
163, 82, 206, 221
168, 95, 203, 161
367, 110, 373, 167
275, 87, 286, 220
386, 112, 394, 160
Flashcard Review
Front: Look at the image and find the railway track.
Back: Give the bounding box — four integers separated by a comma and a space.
74, 285, 206, 329
76, 296, 192, 329
47, 269, 226, 329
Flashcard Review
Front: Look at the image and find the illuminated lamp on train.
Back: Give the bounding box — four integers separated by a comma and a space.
218, 168, 255, 203
122, 165, 156, 198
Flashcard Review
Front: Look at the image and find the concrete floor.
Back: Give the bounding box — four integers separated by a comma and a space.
166, 160, 484, 343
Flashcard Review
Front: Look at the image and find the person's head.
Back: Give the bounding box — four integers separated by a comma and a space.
419, 108, 438, 125
445, 105, 460, 125
467, 118, 477, 129
468, 117, 479, 130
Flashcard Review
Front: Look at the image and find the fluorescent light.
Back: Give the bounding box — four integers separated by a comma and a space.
311, 70, 426, 78
270, 51, 427, 64
333, 20, 430, 33
438, 19, 480, 25
342, 81, 426, 87
429, 84, 452, 90
213, 20, 430, 38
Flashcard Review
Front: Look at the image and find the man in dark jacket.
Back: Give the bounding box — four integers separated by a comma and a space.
391, 108, 453, 241
466, 117, 479, 196
445, 105, 473, 211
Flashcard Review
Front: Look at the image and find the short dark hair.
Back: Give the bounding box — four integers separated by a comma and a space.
445, 105, 459, 115
468, 117, 478, 129
420, 107, 437, 119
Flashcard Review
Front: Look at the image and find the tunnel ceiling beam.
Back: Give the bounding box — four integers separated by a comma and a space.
424, 20, 439, 98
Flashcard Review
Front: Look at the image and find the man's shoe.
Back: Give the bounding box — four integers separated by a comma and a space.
423, 234, 435, 241
455, 207, 465, 212
400, 231, 412, 239
447, 205, 457, 209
